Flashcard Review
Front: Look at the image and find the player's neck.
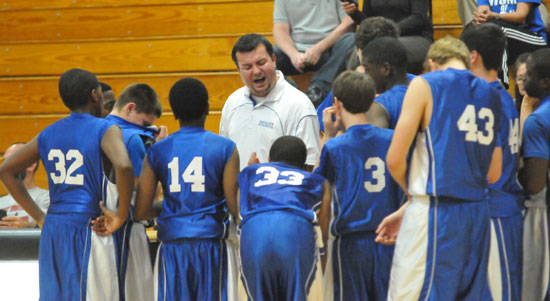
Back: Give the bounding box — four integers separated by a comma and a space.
342, 110, 368, 130
384, 74, 409, 91
471, 65, 498, 83
439, 59, 466, 71
179, 119, 205, 128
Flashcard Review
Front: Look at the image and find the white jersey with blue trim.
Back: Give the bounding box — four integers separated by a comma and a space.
316, 124, 401, 235
408, 68, 502, 201
147, 126, 235, 241
238, 162, 326, 226
37, 113, 114, 216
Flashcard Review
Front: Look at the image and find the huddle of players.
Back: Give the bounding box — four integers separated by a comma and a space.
1, 22, 550, 301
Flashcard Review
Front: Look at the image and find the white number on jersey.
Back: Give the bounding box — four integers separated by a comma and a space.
364, 157, 385, 192
47, 149, 84, 185
509, 118, 519, 154
457, 104, 494, 145
254, 166, 304, 187
167, 156, 206, 193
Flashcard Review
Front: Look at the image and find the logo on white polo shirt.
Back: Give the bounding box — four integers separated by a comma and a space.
258, 120, 274, 129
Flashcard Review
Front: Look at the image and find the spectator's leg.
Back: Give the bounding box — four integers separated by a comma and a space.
457, 0, 477, 26
307, 32, 355, 106
273, 46, 302, 76
398, 36, 432, 75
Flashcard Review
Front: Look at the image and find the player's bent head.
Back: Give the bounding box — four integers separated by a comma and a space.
460, 23, 506, 72
169, 77, 209, 122
525, 48, 550, 97
426, 36, 471, 70
58, 68, 100, 111
100, 82, 116, 117
362, 37, 408, 76
269, 136, 307, 169
355, 17, 400, 50
116, 83, 162, 118
231, 33, 274, 67
332, 71, 376, 114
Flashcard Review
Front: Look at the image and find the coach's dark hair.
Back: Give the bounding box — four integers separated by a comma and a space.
231, 34, 274, 67
58, 68, 100, 110
362, 37, 408, 75
530, 48, 550, 82
116, 83, 162, 118
169, 78, 209, 122
332, 71, 376, 114
355, 17, 400, 50
100, 82, 112, 92
269, 136, 307, 168
460, 23, 506, 72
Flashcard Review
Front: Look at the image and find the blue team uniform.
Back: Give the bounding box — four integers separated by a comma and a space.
388, 69, 502, 300
316, 74, 415, 132
485, 81, 524, 301
146, 126, 235, 300
374, 85, 408, 129
238, 162, 326, 300
522, 95, 550, 300
315, 124, 400, 300
37, 113, 118, 300
104, 115, 156, 301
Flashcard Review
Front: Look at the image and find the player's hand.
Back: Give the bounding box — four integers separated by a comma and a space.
375, 210, 404, 245
291, 52, 305, 73
341, 1, 357, 15
93, 202, 125, 236
155, 125, 169, 142
322, 106, 343, 139
0, 216, 36, 229
248, 152, 260, 166
304, 46, 322, 67
91, 215, 107, 233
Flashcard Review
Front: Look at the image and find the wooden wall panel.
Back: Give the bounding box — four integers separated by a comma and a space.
0, 2, 273, 42
0, 72, 243, 114
434, 26, 463, 40
0, 0, 266, 10
432, 0, 461, 25
0, 35, 260, 76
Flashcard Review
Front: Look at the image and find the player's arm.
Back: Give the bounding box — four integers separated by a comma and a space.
318, 180, 332, 255
519, 157, 548, 195
0, 137, 46, 227
375, 200, 409, 245
224, 147, 240, 223
387, 77, 430, 192
487, 146, 503, 184
366, 102, 390, 129
97, 126, 134, 235
135, 156, 161, 220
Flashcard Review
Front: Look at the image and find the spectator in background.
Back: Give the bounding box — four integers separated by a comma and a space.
100, 82, 117, 118
221, 34, 320, 171
459, 0, 549, 30
0, 143, 49, 229
341, 0, 433, 74
273, 0, 355, 106
514, 52, 532, 111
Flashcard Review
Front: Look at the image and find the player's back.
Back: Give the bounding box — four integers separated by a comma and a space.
147, 126, 235, 241
38, 112, 114, 216
374, 85, 408, 129
238, 162, 326, 226
487, 81, 523, 217
316, 124, 400, 235
408, 68, 502, 201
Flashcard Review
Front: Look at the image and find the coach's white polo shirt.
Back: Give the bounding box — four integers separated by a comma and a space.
220, 71, 320, 169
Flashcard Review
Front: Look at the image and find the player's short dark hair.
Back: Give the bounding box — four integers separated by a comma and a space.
100, 82, 112, 92
269, 136, 307, 168
169, 78, 209, 122
362, 37, 408, 75
529, 48, 550, 81
116, 83, 162, 117
332, 71, 376, 114
355, 17, 400, 50
58, 68, 100, 110
460, 23, 506, 71
231, 34, 274, 67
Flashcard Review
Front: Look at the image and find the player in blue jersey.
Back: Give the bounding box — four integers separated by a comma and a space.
0, 68, 134, 300
316, 70, 401, 300
519, 48, 550, 300
134, 77, 240, 301
362, 37, 410, 129
104, 83, 166, 301
375, 37, 503, 299
461, 23, 524, 301
239, 135, 331, 300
